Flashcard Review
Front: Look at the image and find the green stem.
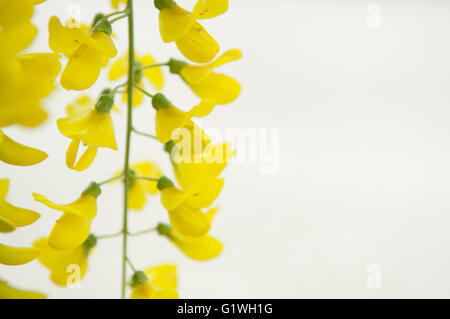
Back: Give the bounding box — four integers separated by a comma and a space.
110, 14, 128, 24
121, 0, 134, 300
125, 256, 137, 272
105, 9, 128, 19
132, 127, 158, 140
98, 174, 123, 185
97, 231, 122, 239
134, 85, 154, 98
135, 176, 159, 182
128, 227, 157, 237
138, 62, 169, 70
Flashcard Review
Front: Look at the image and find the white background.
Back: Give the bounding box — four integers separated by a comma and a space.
1, 0, 450, 298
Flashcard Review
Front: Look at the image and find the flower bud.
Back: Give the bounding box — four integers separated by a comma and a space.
156, 223, 172, 237
157, 176, 174, 190
131, 270, 148, 286
83, 234, 98, 252
92, 17, 112, 35
82, 182, 102, 198
168, 58, 188, 74
95, 94, 114, 114
164, 140, 176, 153
134, 61, 144, 83
92, 13, 105, 27
152, 93, 172, 110
154, 0, 176, 10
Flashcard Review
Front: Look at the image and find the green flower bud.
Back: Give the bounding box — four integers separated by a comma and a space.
164, 140, 176, 153
92, 18, 112, 35
157, 176, 174, 190
131, 271, 148, 287
134, 61, 143, 83
83, 234, 98, 252
82, 182, 102, 198
152, 93, 172, 110
92, 13, 105, 27
154, 0, 176, 10
127, 169, 137, 188
156, 223, 172, 237
168, 58, 188, 74
101, 88, 112, 96
95, 94, 114, 114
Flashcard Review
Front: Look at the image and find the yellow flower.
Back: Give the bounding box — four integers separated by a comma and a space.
158, 176, 223, 237
57, 96, 117, 171
0, 281, 46, 299
130, 264, 179, 299
172, 49, 242, 105
33, 237, 90, 287
111, 0, 127, 9
0, 243, 39, 266
0, 179, 40, 233
0, 53, 61, 128
0, 130, 47, 166
157, 207, 222, 261
109, 53, 164, 107
152, 93, 216, 143
155, 0, 229, 63
48, 16, 117, 90
33, 183, 100, 251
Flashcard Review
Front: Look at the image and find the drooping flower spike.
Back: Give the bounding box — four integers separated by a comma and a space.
109, 53, 164, 107
152, 93, 216, 143
155, 0, 228, 63
0, 280, 46, 299
33, 183, 101, 251
0, 130, 47, 166
0, 243, 39, 266
157, 176, 223, 237
169, 49, 242, 105
130, 264, 179, 299
156, 207, 222, 261
0, 179, 40, 233
57, 93, 118, 171
48, 16, 117, 90
33, 236, 96, 287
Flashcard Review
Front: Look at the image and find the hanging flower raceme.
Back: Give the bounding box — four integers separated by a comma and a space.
57, 92, 118, 171
48, 16, 117, 90
0, 53, 61, 128
0, 280, 46, 299
157, 176, 223, 237
109, 53, 164, 107
152, 93, 216, 143
32, 183, 101, 251
33, 235, 96, 287
130, 264, 179, 299
0, 130, 47, 166
114, 161, 162, 211
0, 179, 40, 233
156, 207, 222, 261
168, 49, 242, 105
154, 0, 228, 63
0, 243, 39, 266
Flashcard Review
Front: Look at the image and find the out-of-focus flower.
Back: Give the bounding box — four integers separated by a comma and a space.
169, 49, 241, 104
130, 264, 179, 299
111, 0, 127, 9
0, 243, 39, 266
0, 280, 46, 299
157, 207, 222, 261
33, 183, 100, 251
157, 176, 223, 237
0, 179, 40, 233
48, 16, 117, 90
155, 0, 229, 63
0, 130, 47, 166
152, 93, 216, 143
109, 53, 164, 107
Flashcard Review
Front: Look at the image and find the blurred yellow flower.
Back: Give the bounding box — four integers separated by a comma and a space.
111, 0, 127, 9
0, 179, 40, 233
158, 176, 223, 237
48, 16, 117, 90
130, 264, 179, 299
0, 130, 47, 166
0, 280, 46, 299
155, 0, 228, 63
0, 243, 39, 266
109, 53, 164, 107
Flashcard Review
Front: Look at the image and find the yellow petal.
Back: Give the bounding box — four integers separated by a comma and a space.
48, 16, 79, 56
34, 237, 88, 286
66, 95, 94, 117
128, 183, 146, 210
32, 193, 97, 220
175, 21, 219, 63
145, 264, 177, 289
0, 202, 40, 231
65, 140, 99, 171
0, 130, 47, 166
90, 32, 117, 57
172, 232, 222, 261
156, 106, 193, 143
108, 56, 127, 80
140, 54, 164, 91
0, 281, 46, 299
0, 179, 8, 200
133, 162, 161, 194
61, 46, 102, 90
83, 113, 117, 149
185, 177, 224, 208
187, 72, 240, 104
130, 284, 154, 299
152, 288, 180, 299
0, 243, 39, 265
0, 217, 15, 233
0, 22, 37, 54
191, 98, 216, 117
192, 0, 228, 20
168, 203, 211, 237
205, 207, 219, 222
48, 213, 91, 251
122, 86, 144, 107
158, 5, 193, 42
160, 187, 188, 211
